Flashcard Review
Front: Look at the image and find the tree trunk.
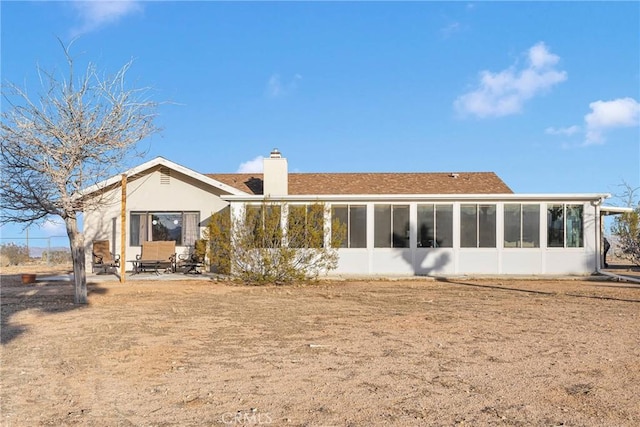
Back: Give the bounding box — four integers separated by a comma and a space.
65, 215, 87, 304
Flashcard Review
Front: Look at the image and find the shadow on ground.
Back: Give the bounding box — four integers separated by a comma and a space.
1, 271, 108, 345
435, 276, 640, 304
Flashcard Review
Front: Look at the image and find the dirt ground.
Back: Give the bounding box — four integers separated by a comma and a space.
1, 264, 639, 426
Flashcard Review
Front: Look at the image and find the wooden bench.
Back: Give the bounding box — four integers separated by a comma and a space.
135, 241, 176, 274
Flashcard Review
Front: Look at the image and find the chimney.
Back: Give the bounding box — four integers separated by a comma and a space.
263, 148, 288, 196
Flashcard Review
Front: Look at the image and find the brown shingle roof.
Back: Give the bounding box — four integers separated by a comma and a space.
206, 172, 513, 195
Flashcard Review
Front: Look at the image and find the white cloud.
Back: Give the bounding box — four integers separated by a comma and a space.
545, 125, 581, 136
236, 156, 264, 173
545, 97, 639, 147
440, 22, 462, 38
71, 1, 142, 36
584, 98, 640, 144
40, 218, 66, 235
266, 73, 302, 98
267, 75, 283, 98
528, 42, 559, 69
454, 42, 567, 118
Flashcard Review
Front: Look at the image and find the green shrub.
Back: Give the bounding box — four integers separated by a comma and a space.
204, 207, 232, 275
205, 202, 345, 284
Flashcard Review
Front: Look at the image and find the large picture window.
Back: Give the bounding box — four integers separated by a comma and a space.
331, 205, 367, 248
547, 204, 583, 248
130, 212, 199, 246
460, 204, 496, 248
374, 205, 409, 248
417, 204, 453, 248
504, 204, 540, 248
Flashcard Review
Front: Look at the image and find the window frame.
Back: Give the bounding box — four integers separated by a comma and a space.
547, 204, 584, 248
503, 203, 540, 248
130, 211, 200, 247
331, 204, 367, 248
417, 204, 453, 248
460, 204, 497, 248
374, 204, 410, 248
287, 204, 325, 248
245, 204, 282, 248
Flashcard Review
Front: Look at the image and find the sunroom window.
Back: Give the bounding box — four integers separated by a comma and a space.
504, 204, 540, 248
246, 205, 282, 248
288, 204, 325, 248
417, 204, 453, 248
547, 204, 583, 248
331, 205, 367, 248
374, 205, 409, 248
460, 204, 496, 248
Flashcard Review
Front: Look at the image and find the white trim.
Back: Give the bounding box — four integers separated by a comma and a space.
600, 206, 634, 215
81, 156, 249, 197
222, 193, 611, 203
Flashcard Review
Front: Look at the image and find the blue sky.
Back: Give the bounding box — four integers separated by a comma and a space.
1, 1, 639, 240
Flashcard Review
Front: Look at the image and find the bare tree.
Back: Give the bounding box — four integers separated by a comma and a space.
611, 181, 640, 266
1, 42, 159, 303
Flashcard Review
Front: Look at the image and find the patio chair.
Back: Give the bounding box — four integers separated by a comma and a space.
176, 239, 206, 274
92, 240, 120, 274
176, 252, 205, 274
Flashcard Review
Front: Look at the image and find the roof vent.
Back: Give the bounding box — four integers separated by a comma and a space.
270, 148, 282, 158
449, 173, 459, 179
160, 167, 171, 184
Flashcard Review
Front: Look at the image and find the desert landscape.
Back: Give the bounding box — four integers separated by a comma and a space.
1, 265, 639, 426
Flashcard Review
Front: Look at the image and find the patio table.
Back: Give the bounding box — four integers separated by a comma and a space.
128, 260, 162, 275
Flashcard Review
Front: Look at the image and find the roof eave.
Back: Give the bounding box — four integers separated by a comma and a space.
80, 157, 249, 198
600, 206, 635, 215
222, 193, 611, 202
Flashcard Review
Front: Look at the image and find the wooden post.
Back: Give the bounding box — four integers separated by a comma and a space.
120, 174, 127, 283
599, 208, 605, 270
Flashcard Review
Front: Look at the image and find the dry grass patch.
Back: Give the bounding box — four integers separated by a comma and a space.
1, 275, 639, 426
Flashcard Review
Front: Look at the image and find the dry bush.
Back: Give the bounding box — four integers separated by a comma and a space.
206, 202, 345, 284
0, 243, 30, 265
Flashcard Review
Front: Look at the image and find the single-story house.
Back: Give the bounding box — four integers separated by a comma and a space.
82, 150, 625, 277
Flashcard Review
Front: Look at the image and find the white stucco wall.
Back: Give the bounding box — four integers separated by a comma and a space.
415, 248, 456, 275
314, 199, 601, 277
83, 166, 230, 273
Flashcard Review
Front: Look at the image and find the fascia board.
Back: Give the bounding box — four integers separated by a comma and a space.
159, 159, 248, 196
80, 157, 249, 198
600, 206, 635, 215
221, 193, 611, 203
